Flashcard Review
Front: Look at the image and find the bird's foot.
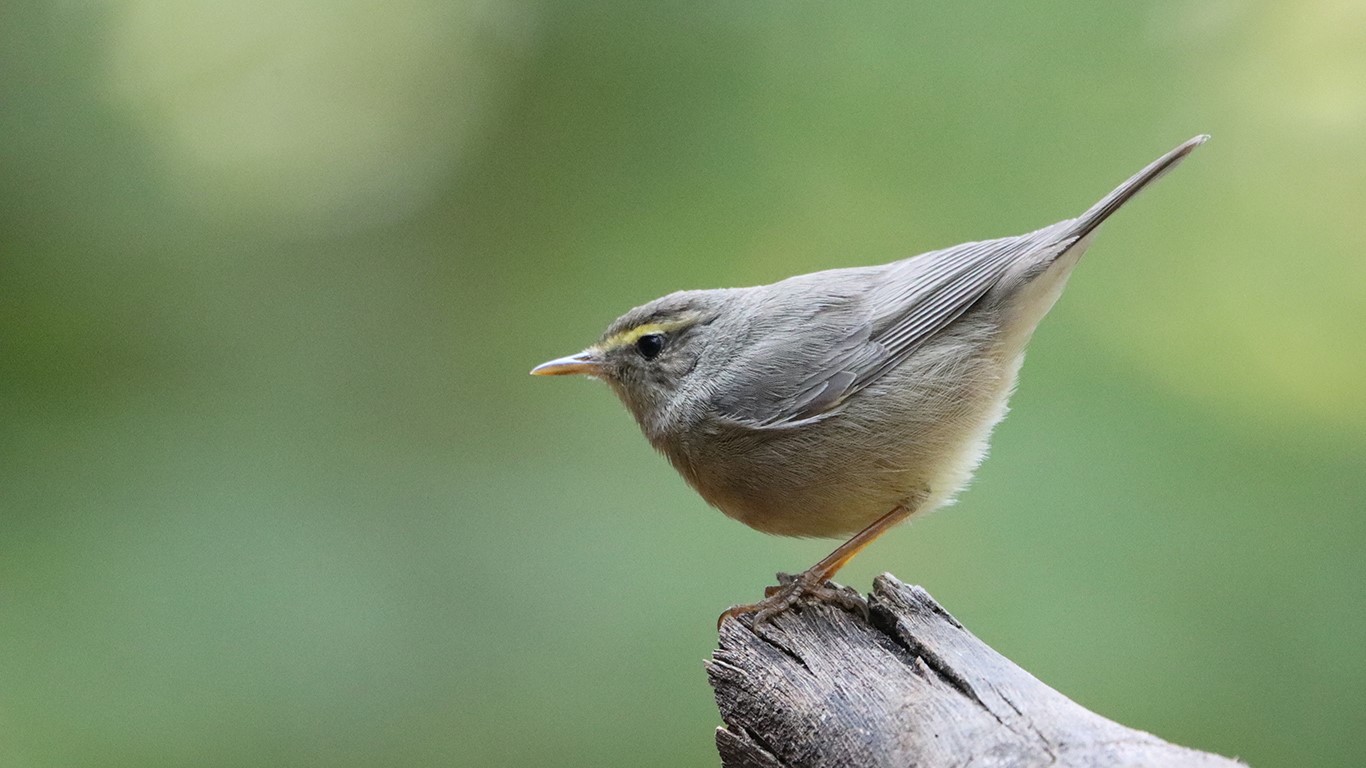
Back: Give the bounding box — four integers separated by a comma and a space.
718, 571, 868, 630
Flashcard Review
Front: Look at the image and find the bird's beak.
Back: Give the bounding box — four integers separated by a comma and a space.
530, 349, 604, 377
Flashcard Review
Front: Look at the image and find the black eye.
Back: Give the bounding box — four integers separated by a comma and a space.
635, 333, 666, 360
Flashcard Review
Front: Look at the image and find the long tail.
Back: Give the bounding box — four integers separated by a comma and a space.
1063, 134, 1209, 242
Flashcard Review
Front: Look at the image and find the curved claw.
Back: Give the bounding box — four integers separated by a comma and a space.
717, 602, 757, 630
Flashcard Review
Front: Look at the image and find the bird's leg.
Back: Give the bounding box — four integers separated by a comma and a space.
719, 503, 915, 629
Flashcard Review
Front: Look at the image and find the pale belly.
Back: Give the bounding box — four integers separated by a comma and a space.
673, 333, 1023, 539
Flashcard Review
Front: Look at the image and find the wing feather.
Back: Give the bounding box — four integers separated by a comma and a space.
718, 230, 1062, 428
712, 137, 1207, 429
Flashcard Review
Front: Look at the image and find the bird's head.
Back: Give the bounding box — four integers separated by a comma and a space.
531, 289, 733, 435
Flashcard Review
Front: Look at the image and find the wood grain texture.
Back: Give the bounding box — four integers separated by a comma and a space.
708, 574, 1245, 768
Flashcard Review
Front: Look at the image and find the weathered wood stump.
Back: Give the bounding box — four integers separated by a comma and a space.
708, 574, 1244, 768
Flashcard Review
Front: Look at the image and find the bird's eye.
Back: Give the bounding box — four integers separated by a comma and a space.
635, 333, 666, 360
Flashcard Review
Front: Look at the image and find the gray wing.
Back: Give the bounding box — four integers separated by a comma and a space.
714, 136, 1209, 428
715, 229, 1064, 428
849, 228, 1066, 392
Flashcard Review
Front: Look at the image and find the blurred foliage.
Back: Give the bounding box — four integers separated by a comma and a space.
2, 1, 1364, 766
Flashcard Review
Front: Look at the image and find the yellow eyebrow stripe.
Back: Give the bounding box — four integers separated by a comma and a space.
599, 319, 695, 351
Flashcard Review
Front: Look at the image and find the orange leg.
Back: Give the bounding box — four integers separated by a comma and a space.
720, 503, 914, 628
809, 504, 913, 582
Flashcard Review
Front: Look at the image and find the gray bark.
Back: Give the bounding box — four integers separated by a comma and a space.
707, 574, 1245, 768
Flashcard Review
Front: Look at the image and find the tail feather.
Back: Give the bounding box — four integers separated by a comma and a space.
1065, 134, 1209, 242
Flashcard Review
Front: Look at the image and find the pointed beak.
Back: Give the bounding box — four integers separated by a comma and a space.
530, 349, 604, 377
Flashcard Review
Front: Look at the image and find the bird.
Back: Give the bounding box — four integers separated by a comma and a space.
531, 135, 1208, 626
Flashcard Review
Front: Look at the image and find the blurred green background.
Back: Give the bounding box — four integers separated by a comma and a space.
2, 1, 1364, 766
